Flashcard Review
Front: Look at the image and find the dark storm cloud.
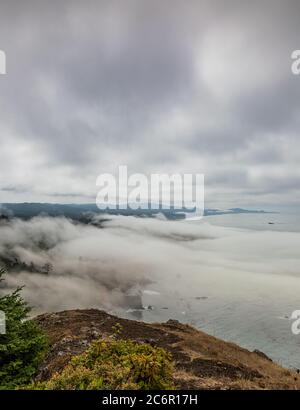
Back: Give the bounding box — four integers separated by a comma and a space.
0, 0, 299, 207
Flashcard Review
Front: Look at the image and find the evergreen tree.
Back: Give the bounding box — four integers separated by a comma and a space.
0, 267, 48, 389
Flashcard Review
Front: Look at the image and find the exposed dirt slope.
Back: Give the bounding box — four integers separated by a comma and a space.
35, 309, 300, 390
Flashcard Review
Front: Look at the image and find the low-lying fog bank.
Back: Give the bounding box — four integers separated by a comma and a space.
0, 214, 299, 314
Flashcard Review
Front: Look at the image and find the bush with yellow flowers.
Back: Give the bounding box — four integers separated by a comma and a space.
31, 337, 175, 390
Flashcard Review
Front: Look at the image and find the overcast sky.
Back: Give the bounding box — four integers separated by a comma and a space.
0, 0, 300, 210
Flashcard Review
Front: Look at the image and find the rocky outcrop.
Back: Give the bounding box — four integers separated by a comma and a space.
35, 309, 300, 390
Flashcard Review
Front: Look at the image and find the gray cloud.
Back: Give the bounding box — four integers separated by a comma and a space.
0, 0, 299, 208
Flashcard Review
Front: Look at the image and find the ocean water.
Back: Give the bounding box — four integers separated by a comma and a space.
114, 212, 300, 369
207, 211, 300, 233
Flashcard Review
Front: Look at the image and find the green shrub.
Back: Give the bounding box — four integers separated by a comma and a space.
0, 268, 48, 389
32, 338, 175, 390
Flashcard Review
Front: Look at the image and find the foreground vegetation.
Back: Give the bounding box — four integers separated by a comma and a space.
30, 337, 174, 390
0, 268, 48, 389
0, 267, 174, 390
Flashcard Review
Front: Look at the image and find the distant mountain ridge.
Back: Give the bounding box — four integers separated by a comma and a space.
0, 203, 271, 221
